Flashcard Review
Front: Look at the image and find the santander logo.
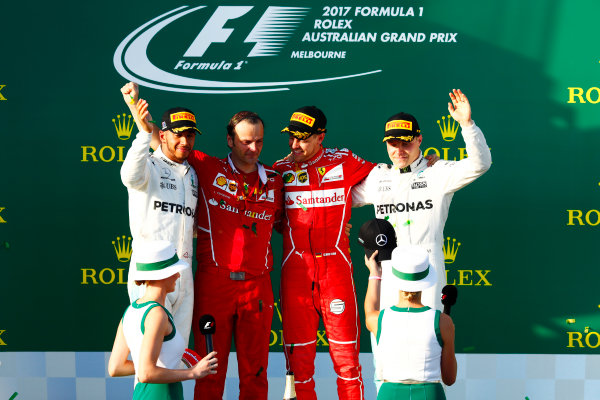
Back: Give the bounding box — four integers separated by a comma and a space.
285, 189, 346, 209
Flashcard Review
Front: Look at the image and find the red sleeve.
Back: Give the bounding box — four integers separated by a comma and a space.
347, 151, 376, 186
187, 149, 210, 170
272, 160, 288, 174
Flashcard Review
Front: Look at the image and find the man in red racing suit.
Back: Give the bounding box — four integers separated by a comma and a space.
190, 112, 284, 400
274, 106, 376, 400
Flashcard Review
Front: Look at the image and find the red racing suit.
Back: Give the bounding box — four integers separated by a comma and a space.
188, 151, 283, 400
274, 147, 376, 400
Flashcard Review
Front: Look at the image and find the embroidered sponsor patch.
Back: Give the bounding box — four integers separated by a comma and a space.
330, 299, 345, 315
216, 176, 227, 187
282, 170, 309, 186
285, 188, 345, 209
283, 172, 296, 184
321, 164, 344, 183
161, 167, 172, 179
385, 119, 412, 131
213, 173, 238, 195
291, 112, 315, 127
228, 181, 238, 193
258, 189, 276, 202
297, 171, 309, 183
171, 111, 196, 123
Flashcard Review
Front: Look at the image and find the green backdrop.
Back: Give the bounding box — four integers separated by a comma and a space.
1, 0, 599, 355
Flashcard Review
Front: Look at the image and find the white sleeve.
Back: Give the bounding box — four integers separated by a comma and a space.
165, 266, 194, 345
120, 131, 152, 190
436, 121, 492, 194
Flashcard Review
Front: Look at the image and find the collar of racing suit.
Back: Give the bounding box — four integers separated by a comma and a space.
397, 151, 426, 174
296, 146, 325, 169
226, 153, 268, 185
154, 145, 191, 175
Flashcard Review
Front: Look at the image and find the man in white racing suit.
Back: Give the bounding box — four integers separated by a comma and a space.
120, 85, 199, 343
352, 89, 491, 311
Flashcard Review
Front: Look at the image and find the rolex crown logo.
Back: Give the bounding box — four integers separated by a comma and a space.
443, 237, 461, 264
113, 235, 133, 262
437, 115, 459, 142
112, 113, 134, 140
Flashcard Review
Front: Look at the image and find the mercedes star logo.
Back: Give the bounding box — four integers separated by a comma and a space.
375, 234, 388, 247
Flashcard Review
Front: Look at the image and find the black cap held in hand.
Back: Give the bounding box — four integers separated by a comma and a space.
357, 218, 397, 262
199, 314, 216, 335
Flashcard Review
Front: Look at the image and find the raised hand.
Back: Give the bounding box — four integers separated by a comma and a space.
364, 250, 381, 277
120, 82, 139, 106
135, 99, 153, 133
447, 89, 472, 127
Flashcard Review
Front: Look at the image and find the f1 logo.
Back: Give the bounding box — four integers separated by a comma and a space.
0, 85, 6, 101
183, 6, 309, 58
184, 6, 252, 57
203, 321, 213, 330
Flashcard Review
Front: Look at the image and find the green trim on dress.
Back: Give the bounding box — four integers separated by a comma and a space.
390, 306, 431, 313
434, 310, 443, 347
376, 309, 386, 345
138, 301, 177, 342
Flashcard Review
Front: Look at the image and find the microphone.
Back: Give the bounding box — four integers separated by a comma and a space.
441, 285, 458, 315
198, 314, 216, 354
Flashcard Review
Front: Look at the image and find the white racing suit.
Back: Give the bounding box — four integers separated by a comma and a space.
121, 130, 198, 343
353, 122, 491, 387
353, 121, 491, 309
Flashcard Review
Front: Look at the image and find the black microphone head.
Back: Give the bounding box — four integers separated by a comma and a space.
441, 285, 458, 306
199, 314, 216, 335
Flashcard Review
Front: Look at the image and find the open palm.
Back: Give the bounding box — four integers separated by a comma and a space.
447, 89, 472, 126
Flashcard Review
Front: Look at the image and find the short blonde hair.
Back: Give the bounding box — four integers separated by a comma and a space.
400, 290, 421, 302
